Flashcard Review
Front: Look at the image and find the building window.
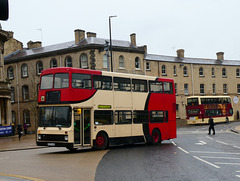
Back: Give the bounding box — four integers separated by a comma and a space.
212, 67, 215, 77
237, 84, 240, 94
213, 84, 216, 94
21, 64, 28, 77
135, 57, 140, 69
162, 65, 166, 75
236, 69, 240, 77
119, 55, 125, 69
11, 87, 15, 102
23, 110, 30, 126
50, 58, 57, 68
175, 83, 177, 95
173, 65, 177, 76
103, 54, 108, 69
223, 84, 227, 94
22, 85, 29, 101
146, 61, 150, 70
12, 111, 16, 124
183, 66, 188, 76
200, 84, 205, 95
7, 66, 14, 79
65, 56, 72, 67
222, 68, 227, 77
199, 67, 204, 77
36, 61, 43, 75
184, 83, 188, 95
80, 53, 88, 69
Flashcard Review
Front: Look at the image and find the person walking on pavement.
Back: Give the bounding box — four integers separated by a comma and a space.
208, 116, 215, 135
23, 123, 27, 135
17, 124, 23, 140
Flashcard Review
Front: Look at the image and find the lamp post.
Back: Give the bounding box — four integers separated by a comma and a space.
109, 15, 117, 72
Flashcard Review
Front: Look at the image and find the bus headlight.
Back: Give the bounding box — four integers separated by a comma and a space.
64, 136, 68, 141
38, 135, 42, 140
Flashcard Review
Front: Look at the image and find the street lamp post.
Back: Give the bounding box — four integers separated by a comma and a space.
109, 15, 117, 72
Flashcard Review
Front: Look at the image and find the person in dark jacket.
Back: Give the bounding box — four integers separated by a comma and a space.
208, 116, 215, 135
17, 125, 23, 140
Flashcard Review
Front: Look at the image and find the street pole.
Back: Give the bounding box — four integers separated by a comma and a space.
109, 15, 117, 72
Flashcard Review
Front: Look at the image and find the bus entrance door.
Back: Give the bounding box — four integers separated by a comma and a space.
74, 109, 91, 146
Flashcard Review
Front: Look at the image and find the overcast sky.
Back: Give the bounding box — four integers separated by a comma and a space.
2, 0, 240, 60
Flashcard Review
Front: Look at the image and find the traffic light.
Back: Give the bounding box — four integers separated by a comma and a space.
104, 41, 109, 51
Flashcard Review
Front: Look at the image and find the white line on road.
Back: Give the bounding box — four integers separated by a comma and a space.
193, 156, 220, 169
200, 156, 240, 160
215, 162, 240, 166
171, 139, 176, 146
0, 157, 9, 160
178, 147, 189, 154
236, 175, 240, 178
190, 151, 240, 155
235, 171, 240, 173
216, 140, 229, 145
206, 136, 213, 140
233, 146, 240, 149
195, 141, 207, 145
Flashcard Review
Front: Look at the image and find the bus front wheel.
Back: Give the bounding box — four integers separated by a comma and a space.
151, 129, 161, 145
95, 132, 108, 150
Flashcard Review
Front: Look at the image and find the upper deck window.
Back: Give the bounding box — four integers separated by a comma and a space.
149, 80, 163, 93
40, 74, 53, 89
187, 98, 199, 106
93, 75, 112, 90
54, 73, 69, 89
72, 73, 92, 89
163, 82, 173, 94
114, 77, 131, 91
132, 79, 147, 92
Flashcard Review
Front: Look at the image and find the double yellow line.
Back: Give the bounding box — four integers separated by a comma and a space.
0, 173, 45, 181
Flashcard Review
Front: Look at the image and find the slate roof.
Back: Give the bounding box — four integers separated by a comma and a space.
145, 54, 240, 66
4, 37, 144, 64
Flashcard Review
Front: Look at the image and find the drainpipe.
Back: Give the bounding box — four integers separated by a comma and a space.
16, 64, 20, 124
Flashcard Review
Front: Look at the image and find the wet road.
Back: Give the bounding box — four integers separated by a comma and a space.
0, 122, 240, 181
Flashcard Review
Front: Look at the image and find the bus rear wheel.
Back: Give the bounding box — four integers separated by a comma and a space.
95, 132, 108, 150
151, 129, 161, 145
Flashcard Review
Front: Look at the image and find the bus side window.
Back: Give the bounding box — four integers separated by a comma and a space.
113, 77, 131, 91
93, 75, 112, 90
132, 79, 148, 92
163, 82, 173, 94
115, 111, 132, 124
150, 111, 164, 123
94, 110, 113, 125
149, 81, 163, 93
165, 111, 168, 122
133, 111, 148, 123
72, 73, 92, 89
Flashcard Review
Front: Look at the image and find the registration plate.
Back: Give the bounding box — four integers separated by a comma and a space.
47, 143, 55, 146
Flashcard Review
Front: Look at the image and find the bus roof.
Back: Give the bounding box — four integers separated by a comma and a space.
187, 96, 231, 99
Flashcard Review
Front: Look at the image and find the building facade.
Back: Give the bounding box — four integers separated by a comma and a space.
4, 28, 240, 133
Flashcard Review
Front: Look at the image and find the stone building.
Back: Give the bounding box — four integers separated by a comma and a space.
3, 28, 240, 133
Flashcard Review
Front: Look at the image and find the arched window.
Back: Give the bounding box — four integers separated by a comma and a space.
199, 67, 204, 76
50, 58, 57, 68
65, 56, 72, 67
103, 54, 108, 69
173, 66, 177, 75
80, 53, 88, 68
222, 68, 227, 77
119, 55, 125, 69
135, 57, 140, 69
22, 85, 29, 101
21, 64, 28, 77
236, 68, 240, 77
183, 66, 188, 76
162, 65, 166, 75
36, 61, 43, 75
7, 66, 14, 79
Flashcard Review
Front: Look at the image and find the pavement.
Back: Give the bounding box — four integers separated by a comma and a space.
231, 125, 240, 134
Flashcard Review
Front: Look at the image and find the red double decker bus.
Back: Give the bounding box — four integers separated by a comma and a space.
186, 96, 234, 124
37, 67, 176, 150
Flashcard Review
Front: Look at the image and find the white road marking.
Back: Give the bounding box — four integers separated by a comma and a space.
200, 156, 240, 160
215, 162, 240, 166
233, 146, 240, 149
178, 147, 189, 154
216, 140, 229, 145
206, 136, 213, 140
0, 157, 9, 160
236, 175, 240, 178
235, 171, 240, 173
195, 141, 207, 145
190, 151, 240, 155
170, 139, 176, 146
193, 156, 220, 168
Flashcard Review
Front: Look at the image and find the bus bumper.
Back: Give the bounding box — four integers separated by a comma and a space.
37, 141, 74, 148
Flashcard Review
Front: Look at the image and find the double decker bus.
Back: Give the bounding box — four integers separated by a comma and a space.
186, 96, 234, 124
37, 67, 176, 150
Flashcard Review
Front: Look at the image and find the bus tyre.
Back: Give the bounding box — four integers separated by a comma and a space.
151, 129, 161, 145
66, 147, 77, 152
95, 132, 108, 150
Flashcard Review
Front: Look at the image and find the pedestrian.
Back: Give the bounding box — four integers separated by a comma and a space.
23, 123, 27, 135
17, 124, 23, 140
208, 116, 215, 135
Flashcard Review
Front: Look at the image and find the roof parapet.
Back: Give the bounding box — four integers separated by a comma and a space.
216, 52, 224, 61
176, 49, 184, 59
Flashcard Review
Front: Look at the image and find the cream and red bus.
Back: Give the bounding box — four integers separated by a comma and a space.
37, 67, 176, 150
186, 96, 234, 124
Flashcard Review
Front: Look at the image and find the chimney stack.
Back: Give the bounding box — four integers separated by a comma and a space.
74, 29, 85, 44
27, 41, 42, 49
216, 52, 224, 61
86, 32, 97, 38
177, 49, 185, 59
130, 33, 136, 46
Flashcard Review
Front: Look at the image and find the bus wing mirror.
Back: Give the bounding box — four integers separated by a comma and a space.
0, 0, 9, 20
